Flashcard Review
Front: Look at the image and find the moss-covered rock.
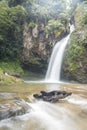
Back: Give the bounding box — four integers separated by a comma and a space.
62, 3, 87, 83
0, 62, 23, 85
0, 61, 24, 75
0, 73, 23, 85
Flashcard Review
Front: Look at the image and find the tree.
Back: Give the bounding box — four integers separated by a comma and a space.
0, 1, 26, 60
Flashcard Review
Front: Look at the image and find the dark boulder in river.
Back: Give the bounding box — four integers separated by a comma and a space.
33, 90, 72, 103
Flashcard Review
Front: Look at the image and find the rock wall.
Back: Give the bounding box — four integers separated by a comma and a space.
22, 21, 69, 73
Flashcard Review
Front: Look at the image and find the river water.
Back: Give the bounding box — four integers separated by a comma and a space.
0, 82, 87, 130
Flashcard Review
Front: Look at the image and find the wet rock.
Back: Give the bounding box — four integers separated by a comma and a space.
0, 101, 31, 120
33, 90, 72, 103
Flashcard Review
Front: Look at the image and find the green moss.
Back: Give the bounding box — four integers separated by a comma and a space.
45, 19, 65, 37
54, 30, 61, 38
46, 33, 49, 39
0, 68, 3, 74
68, 62, 78, 73
0, 74, 23, 85
29, 21, 35, 29
75, 3, 87, 28
0, 61, 24, 85
68, 32, 84, 60
0, 61, 24, 75
30, 57, 43, 67
65, 31, 84, 72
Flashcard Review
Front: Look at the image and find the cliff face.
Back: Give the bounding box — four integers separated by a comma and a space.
62, 3, 87, 83
22, 21, 69, 73
22, 22, 53, 73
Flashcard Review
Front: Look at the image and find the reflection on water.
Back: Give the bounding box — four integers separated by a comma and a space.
0, 83, 87, 130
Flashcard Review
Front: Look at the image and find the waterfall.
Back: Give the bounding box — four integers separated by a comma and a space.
45, 24, 74, 82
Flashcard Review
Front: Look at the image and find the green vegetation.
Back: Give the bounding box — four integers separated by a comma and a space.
63, 1, 87, 83
67, 3, 87, 69
65, 31, 84, 72
29, 21, 35, 29
0, 61, 23, 75
0, 0, 26, 81
0, 1, 26, 60
45, 20, 65, 38
0, 61, 23, 85
0, 68, 3, 74
0, 74, 23, 85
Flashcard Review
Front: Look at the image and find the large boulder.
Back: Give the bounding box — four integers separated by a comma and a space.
0, 100, 31, 121
33, 90, 72, 103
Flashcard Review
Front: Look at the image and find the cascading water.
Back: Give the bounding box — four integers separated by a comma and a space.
45, 24, 75, 82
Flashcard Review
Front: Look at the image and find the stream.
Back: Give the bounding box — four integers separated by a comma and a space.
0, 82, 87, 130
